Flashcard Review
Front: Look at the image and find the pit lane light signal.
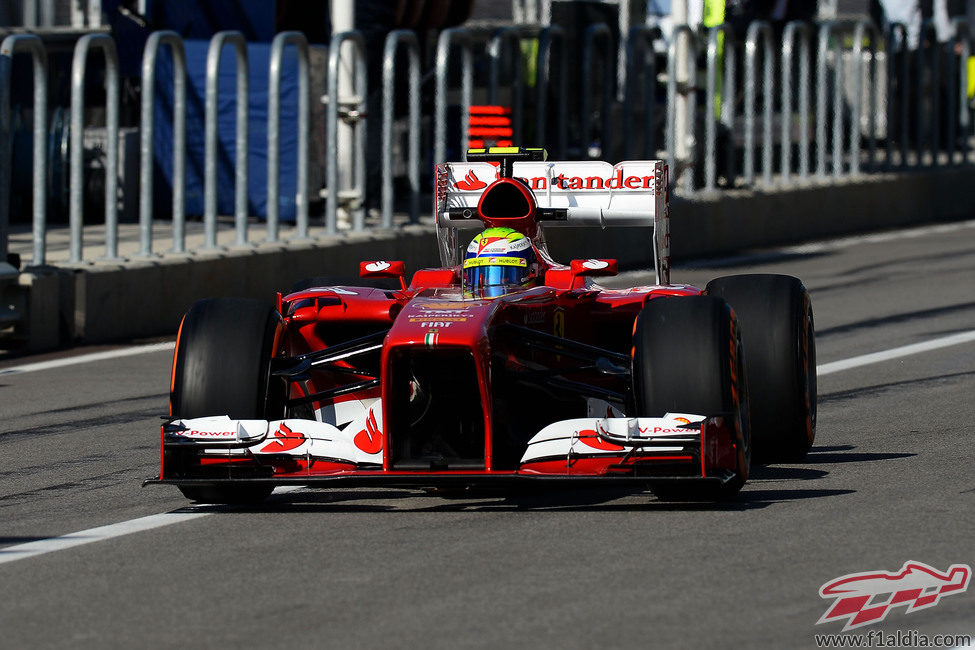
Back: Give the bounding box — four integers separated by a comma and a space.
468, 105, 514, 150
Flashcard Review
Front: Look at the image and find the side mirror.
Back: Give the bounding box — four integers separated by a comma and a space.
570, 259, 618, 277
360, 260, 407, 290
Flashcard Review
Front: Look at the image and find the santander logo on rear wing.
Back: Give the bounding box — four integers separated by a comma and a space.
437, 160, 671, 284
441, 160, 667, 225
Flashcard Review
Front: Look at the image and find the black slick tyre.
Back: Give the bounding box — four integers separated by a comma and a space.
631, 295, 750, 500
706, 274, 816, 463
170, 298, 283, 504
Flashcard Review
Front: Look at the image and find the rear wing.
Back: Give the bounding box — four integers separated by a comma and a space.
434, 160, 671, 285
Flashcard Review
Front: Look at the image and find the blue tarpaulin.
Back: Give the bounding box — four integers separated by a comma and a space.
146, 0, 276, 42
152, 39, 301, 221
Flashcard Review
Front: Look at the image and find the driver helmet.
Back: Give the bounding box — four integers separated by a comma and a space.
463, 227, 539, 298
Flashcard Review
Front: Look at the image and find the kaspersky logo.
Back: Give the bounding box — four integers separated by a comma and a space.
817, 561, 971, 631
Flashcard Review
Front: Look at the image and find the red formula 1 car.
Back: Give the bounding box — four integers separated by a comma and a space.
148, 148, 816, 504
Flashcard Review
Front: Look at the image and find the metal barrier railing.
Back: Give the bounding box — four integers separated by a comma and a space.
21, 0, 53, 27
850, 19, 879, 175
139, 31, 186, 256
667, 24, 698, 191
704, 23, 737, 191
917, 20, 942, 167
268, 31, 310, 242
20, 0, 102, 28
817, 22, 845, 178
580, 23, 613, 158
536, 25, 567, 159
948, 18, 971, 165
3, 20, 975, 269
433, 27, 472, 177
781, 20, 812, 182
0, 34, 47, 266
744, 21, 774, 186
205, 31, 249, 248
382, 29, 420, 228
325, 30, 367, 234
513, 0, 552, 26
623, 25, 659, 160
488, 27, 525, 146
886, 23, 910, 169
70, 33, 119, 263
704, 23, 736, 191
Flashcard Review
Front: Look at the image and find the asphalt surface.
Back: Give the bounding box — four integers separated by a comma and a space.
1, 220, 974, 649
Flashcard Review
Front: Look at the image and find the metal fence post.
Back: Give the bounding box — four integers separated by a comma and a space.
70, 33, 119, 263
325, 30, 368, 234
744, 21, 774, 186
268, 31, 309, 242
704, 23, 736, 190
580, 23, 614, 158
536, 25, 567, 159
488, 27, 524, 146
781, 21, 811, 183
434, 28, 472, 169
24, 1, 37, 27
884, 23, 909, 169
0, 35, 47, 266
917, 20, 939, 167
204, 31, 249, 248
382, 29, 420, 228
623, 25, 660, 160
667, 25, 698, 191
947, 18, 970, 165
850, 20, 878, 175
139, 31, 186, 256
816, 22, 844, 178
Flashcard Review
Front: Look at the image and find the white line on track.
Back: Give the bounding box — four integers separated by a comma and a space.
785, 218, 975, 254
0, 487, 304, 566
0, 512, 210, 565
674, 219, 975, 269
817, 330, 975, 376
1, 328, 975, 566
0, 341, 175, 376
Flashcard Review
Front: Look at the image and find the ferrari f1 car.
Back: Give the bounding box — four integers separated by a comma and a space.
148, 147, 816, 504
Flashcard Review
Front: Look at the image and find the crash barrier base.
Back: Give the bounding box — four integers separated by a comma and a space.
8, 165, 975, 350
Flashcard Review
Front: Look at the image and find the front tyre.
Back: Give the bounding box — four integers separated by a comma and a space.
631, 296, 750, 500
170, 298, 283, 503
706, 274, 816, 463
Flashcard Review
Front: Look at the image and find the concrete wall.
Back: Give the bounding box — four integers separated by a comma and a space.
15, 166, 975, 349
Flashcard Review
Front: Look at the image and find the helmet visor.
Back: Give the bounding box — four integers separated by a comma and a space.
463, 264, 527, 291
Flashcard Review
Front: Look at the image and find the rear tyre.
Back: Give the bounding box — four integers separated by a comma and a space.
170, 298, 283, 504
631, 296, 750, 500
706, 274, 816, 463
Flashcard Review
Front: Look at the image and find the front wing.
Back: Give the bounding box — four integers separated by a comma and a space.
146, 413, 743, 491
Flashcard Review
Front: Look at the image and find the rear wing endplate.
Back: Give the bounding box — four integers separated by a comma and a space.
435, 160, 671, 285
